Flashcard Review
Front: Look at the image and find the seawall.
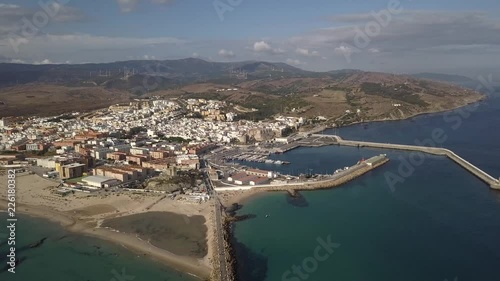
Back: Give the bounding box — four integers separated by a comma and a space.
321, 135, 500, 189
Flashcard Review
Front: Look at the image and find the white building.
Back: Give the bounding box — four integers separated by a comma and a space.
0, 118, 10, 128
82, 175, 121, 188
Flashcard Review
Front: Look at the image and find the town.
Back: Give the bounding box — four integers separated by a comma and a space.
0, 97, 315, 199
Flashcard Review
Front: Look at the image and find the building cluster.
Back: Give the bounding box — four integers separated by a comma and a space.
0, 98, 307, 191
186, 98, 233, 121
226, 169, 277, 186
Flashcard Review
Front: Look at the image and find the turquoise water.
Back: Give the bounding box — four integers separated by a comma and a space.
233, 93, 500, 281
0, 214, 198, 281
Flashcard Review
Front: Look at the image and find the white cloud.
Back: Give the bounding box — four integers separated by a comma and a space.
117, 0, 175, 13
152, 0, 175, 3
117, 0, 140, 12
286, 58, 303, 66
192, 52, 199, 58
0, 4, 20, 8
218, 49, 235, 58
253, 41, 272, 52
294, 10, 500, 55
33, 59, 52, 65
296, 48, 319, 57
0, 33, 185, 63
334, 45, 358, 57
253, 41, 285, 55
9, 58, 25, 64
0, 2, 85, 37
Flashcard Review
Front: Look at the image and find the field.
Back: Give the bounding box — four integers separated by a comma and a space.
0, 70, 485, 122
0, 85, 132, 117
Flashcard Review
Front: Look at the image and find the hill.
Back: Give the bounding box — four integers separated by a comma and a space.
0, 59, 485, 122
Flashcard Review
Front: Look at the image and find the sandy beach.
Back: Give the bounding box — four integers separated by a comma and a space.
0, 172, 215, 279
219, 188, 273, 207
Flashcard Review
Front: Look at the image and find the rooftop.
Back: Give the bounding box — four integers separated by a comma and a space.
82, 175, 117, 184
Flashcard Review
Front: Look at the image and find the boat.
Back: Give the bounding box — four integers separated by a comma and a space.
274, 160, 284, 165
265, 160, 274, 164
265, 214, 270, 218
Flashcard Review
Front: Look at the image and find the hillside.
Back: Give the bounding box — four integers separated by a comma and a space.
0, 59, 485, 122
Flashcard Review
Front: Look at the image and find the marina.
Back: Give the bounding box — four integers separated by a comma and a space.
222, 151, 290, 165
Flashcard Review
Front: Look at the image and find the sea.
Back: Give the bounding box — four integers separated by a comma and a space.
232, 91, 500, 281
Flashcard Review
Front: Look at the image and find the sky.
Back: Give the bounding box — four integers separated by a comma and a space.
0, 0, 499, 76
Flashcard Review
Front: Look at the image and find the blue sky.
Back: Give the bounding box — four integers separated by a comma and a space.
1, 0, 500, 76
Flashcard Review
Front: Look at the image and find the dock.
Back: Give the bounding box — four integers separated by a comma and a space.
312, 134, 500, 189
214, 154, 390, 192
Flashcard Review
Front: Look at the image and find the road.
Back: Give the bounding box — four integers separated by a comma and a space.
203, 161, 231, 281
214, 195, 230, 281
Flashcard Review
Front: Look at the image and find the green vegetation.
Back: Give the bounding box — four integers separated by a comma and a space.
27, 150, 57, 157
65, 176, 86, 184
122, 126, 147, 139
345, 91, 360, 107
236, 95, 309, 121
0, 150, 18, 155
129, 126, 147, 134
250, 82, 307, 96
361, 82, 429, 107
182, 92, 227, 101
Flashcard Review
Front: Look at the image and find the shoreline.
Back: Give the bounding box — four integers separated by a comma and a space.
0, 199, 211, 280
328, 96, 487, 130
218, 157, 391, 281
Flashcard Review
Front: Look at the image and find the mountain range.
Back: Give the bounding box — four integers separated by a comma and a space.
0, 58, 486, 121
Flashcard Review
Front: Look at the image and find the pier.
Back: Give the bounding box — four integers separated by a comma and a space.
312, 134, 500, 189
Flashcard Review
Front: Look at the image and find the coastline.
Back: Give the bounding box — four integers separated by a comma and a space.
328, 96, 487, 130
1, 199, 211, 279
0, 173, 215, 280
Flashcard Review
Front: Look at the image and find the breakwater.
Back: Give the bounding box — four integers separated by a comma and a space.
214, 155, 389, 281
312, 135, 500, 189
258, 157, 389, 193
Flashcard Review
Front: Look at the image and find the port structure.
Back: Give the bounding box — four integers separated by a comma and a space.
312, 134, 500, 189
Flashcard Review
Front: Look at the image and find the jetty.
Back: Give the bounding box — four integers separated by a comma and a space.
209, 154, 390, 281
214, 154, 390, 192
312, 134, 500, 190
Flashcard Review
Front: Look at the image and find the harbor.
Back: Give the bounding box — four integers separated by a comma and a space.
206, 131, 500, 281
223, 151, 290, 165
208, 154, 390, 281
310, 134, 500, 190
